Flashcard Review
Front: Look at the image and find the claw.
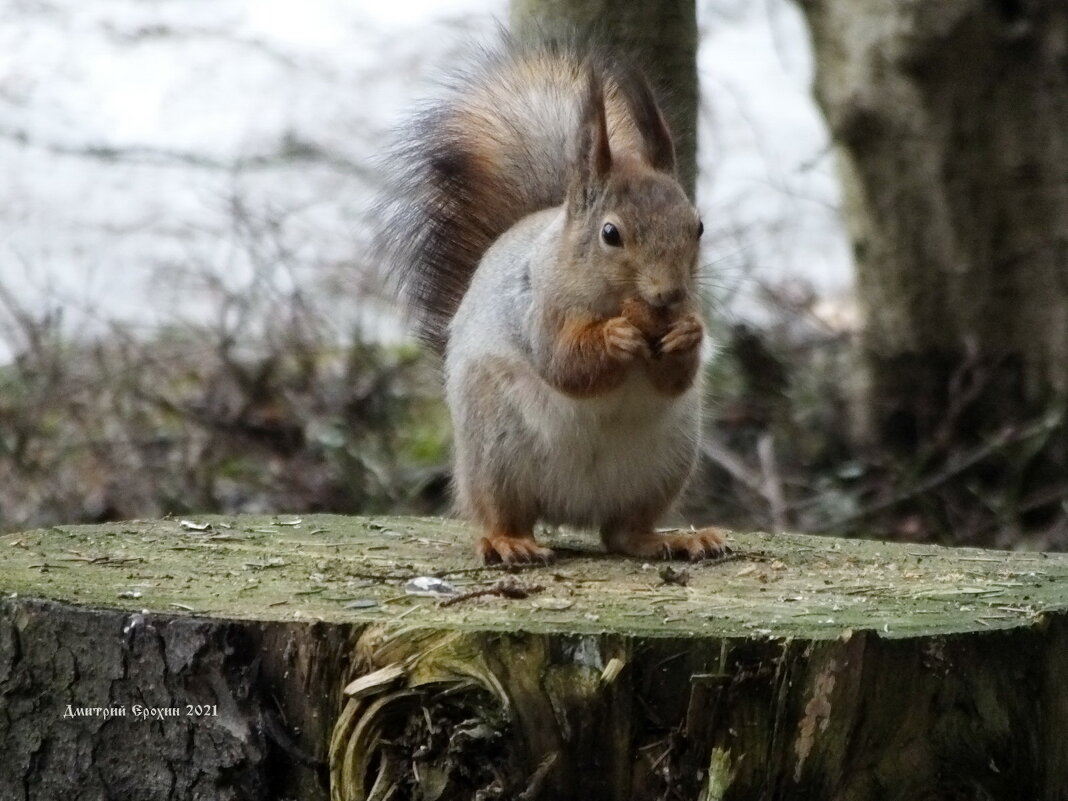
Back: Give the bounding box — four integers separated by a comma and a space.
603, 317, 651, 361
477, 535, 555, 566
605, 526, 730, 561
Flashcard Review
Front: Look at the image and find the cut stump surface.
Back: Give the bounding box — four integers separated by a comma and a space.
3, 515, 1068, 801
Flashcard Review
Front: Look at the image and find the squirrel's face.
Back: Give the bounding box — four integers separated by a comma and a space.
563, 70, 702, 315
568, 165, 702, 314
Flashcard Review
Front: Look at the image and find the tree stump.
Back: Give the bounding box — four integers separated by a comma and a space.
2, 515, 1068, 800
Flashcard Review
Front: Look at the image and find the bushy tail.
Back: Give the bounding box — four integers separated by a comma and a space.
374, 36, 674, 350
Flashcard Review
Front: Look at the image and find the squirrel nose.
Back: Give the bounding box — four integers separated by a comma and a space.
649, 287, 686, 308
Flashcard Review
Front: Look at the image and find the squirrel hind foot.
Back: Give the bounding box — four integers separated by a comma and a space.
604, 526, 731, 562
477, 534, 556, 566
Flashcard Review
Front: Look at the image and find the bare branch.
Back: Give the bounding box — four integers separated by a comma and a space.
0, 125, 373, 177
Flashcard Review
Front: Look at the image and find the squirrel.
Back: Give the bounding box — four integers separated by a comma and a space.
376, 36, 729, 565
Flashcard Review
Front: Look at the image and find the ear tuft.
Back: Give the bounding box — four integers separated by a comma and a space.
568, 65, 613, 213
616, 66, 676, 175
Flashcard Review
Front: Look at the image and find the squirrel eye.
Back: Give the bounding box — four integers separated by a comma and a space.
601, 222, 622, 247
697, 220, 704, 239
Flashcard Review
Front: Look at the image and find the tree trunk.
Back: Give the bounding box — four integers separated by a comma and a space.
4, 515, 1068, 800
509, 0, 699, 196
797, 0, 1068, 453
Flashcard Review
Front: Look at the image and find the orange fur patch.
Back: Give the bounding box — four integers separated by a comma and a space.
546, 314, 630, 397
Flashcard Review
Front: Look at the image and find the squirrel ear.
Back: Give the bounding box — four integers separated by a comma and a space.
618, 67, 676, 175
569, 67, 612, 213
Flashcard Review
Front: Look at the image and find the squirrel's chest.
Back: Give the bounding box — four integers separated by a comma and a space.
534, 370, 692, 448
523, 370, 699, 520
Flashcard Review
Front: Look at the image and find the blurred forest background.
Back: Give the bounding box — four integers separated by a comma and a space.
2, 0, 1066, 551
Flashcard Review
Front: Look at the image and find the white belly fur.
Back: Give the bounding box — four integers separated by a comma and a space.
448, 353, 700, 527
532, 371, 698, 524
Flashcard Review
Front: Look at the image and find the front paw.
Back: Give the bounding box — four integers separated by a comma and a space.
658, 313, 704, 356
603, 316, 651, 362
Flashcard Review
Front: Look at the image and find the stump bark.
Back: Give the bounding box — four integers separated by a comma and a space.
2, 515, 1068, 800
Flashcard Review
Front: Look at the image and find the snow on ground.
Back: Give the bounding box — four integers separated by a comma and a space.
0, 0, 850, 353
